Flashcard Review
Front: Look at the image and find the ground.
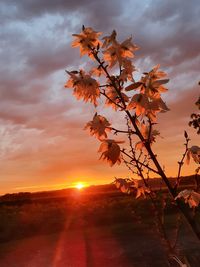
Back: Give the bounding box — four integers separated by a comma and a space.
0, 223, 171, 267
0, 187, 200, 266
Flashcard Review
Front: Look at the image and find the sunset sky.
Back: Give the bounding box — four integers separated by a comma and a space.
0, 0, 199, 194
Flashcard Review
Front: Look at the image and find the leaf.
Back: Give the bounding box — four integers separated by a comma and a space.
125, 82, 142, 91
98, 139, 123, 166
175, 189, 200, 208
152, 79, 169, 86
187, 146, 200, 164
84, 113, 111, 139
135, 185, 150, 199
114, 178, 131, 194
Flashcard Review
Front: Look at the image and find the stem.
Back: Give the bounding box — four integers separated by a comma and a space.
147, 118, 153, 143
91, 48, 200, 241
121, 149, 159, 175
109, 127, 136, 135
100, 91, 124, 110
124, 108, 200, 240
174, 136, 190, 191
126, 116, 150, 175
121, 155, 138, 175
123, 129, 174, 255
93, 51, 127, 110
146, 143, 200, 240
136, 162, 174, 255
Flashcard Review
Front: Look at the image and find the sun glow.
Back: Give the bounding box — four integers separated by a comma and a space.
75, 182, 85, 190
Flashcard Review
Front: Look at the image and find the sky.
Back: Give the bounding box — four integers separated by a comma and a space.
0, 0, 199, 194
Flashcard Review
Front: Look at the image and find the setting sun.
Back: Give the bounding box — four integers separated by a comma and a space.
75, 182, 85, 190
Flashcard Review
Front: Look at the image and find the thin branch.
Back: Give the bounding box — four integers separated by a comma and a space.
126, 116, 136, 157
100, 91, 124, 110
121, 154, 138, 175
125, 116, 151, 174
92, 50, 127, 110
99, 84, 110, 88
129, 145, 174, 254
147, 118, 152, 143
121, 149, 159, 175
90, 46, 200, 241
174, 134, 190, 191
109, 127, 136, 135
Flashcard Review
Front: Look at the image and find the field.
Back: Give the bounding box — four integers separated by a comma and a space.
0, 184, 200, 267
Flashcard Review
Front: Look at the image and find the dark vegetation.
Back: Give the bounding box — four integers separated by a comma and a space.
0, 176, 200, 266
0, 175, 199, 243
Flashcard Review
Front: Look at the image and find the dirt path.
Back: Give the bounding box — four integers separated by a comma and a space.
1, 208, 199, 267
0, 220, 175, 267
0, 226, 137, 267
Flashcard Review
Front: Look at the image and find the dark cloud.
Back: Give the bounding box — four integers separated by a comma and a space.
0, 0, 124, 27
138, 0, 200, 65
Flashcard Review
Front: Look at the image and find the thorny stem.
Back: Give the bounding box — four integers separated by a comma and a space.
126, 116, 150, 175
142, 138, 200, 240
124, 119, 175, 255
121, 149, 159, 175
121, 135, 173, 256
137, 150, 143, 163
122, 154, 182, 257
91, 48, 200, 241
108, 125, 136, 135
126, 116, 136, 157
174, 136, 190, 192
125, 101, 200, 241
147, 118, 153, 143
131, 161, 186, 262
121, 154, 138, 175
135, 159, 174, 255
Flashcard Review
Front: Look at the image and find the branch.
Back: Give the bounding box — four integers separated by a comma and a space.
121, 154, 138, 175
90, 45, 200, 241
100, 91, 124, 110
174, 132, 190, 192
92, 50, 127, 110
125, 116, 151, 174
99, 84, 110, 88
109, 127, 136, 135
147, 118, 153, 143
127, 143, 174, 255
126, 115, 136, 157
121, 149, 159, 175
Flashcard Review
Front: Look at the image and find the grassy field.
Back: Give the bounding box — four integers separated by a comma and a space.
0, 184, 200, 266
